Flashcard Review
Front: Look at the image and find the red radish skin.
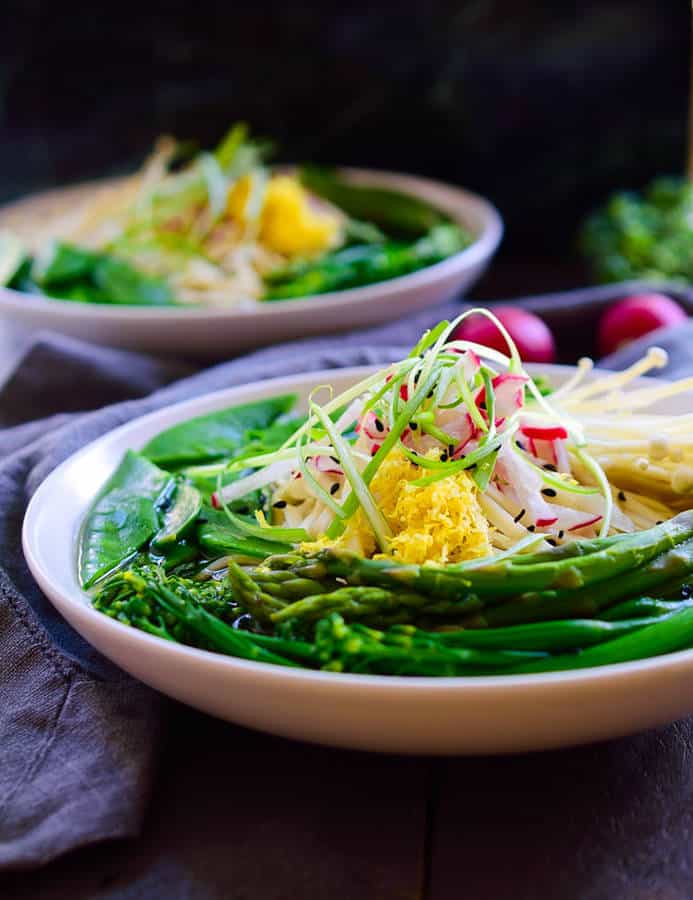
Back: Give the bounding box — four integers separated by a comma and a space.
452, 307, 557, 364
598, 294, 687, 356
520, 425, 568, 441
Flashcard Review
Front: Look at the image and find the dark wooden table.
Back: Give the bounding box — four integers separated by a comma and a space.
3, 259, 693, 899
4, 706, 693, 899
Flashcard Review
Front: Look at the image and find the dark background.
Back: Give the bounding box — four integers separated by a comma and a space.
0, 0, 689, 294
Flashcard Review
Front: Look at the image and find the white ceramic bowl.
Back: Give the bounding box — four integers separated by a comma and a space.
22, 364, 693, 755
0, 169, 502, 359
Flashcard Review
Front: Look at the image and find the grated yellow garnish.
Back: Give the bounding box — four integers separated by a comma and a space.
229, 174, 341, 257
302, 451, 491, 565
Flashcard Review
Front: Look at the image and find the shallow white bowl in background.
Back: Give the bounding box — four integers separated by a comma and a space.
22, 364, 693, 755
0, 169, 502, 359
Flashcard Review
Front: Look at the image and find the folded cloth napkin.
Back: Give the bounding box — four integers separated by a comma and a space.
1, 281, 692, 871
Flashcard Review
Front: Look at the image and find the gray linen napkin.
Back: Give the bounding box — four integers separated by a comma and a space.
1, 281, 692, 871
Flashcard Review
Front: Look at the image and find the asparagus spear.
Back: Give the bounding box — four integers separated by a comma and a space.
269, 513, 693, 602
226, 562, 287, 625
250, 571, 330, 600
269, 583, 475, 625
94, 565, 693, 676
477, 538, 693, 627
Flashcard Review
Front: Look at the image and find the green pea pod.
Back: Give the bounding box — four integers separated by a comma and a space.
33, 242, 176, 306
151, 482, 202, 548
142, 394, 297, 467
80, 451, 173, 587
300, 166, 447, 237
197, 508, 292, 561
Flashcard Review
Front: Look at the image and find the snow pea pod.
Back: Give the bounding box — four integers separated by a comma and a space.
80, 450, 173, 587
151, 482, 202, 548
142, 394, 297, 467
197, 508, 292, 561
300, 166, 447, 238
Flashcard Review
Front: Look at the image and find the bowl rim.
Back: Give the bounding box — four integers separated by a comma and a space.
0, 167, 503, 321
22, 362, 693, 696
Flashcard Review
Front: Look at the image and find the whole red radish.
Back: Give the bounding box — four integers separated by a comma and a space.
452, 306, 556, 363
598, 293, 687, 356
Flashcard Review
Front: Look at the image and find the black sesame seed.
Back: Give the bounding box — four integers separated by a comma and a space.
558, 530, 564, 539
543, 463, 557, 472
517, 440, 526, 451
541, 487, 557, 498
618, 491, 627, 502
427, 389, 434, 398
513, 508, 526, 523
467, 462, 477, 471
374, 418, 384, 432
272, 500, 287, 509
440, 453, 448, 463
448, 445, 455, 455
409, 421, 418, 430
414, 372, 421, 384
330, 455, 339, 464
528, 525, 536, 532
547, 538, 558, 546
330, 483, 340, 495
656, 520, 663, 525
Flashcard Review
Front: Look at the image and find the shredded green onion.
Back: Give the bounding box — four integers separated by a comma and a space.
297, 432, 347, 519
215, 473, 311, 543
571, 447, 614, 538
312, 402, 392, 550
326, 364, 441, 537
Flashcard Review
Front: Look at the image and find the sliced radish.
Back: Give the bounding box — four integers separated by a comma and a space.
493, 446, 603, 535
361, 410, 388, 442
334, 398, 364, 435
519, 422, 570, 470
475, 373, 527, 424
567, 514, 603, 533
535, 516, 559, 527
438, 411, 477, 457
313, 455, 344, 476
520, 424, 568, 441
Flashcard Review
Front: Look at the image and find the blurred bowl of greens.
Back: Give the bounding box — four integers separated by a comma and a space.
0, 124, 502, 358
